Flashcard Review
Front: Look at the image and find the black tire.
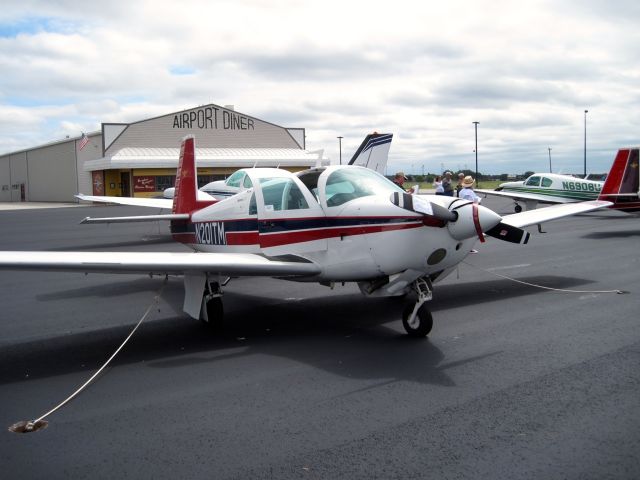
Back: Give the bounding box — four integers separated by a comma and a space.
402, 303, 433, 337
514, 204, 523, 213
201, 296, 224, 330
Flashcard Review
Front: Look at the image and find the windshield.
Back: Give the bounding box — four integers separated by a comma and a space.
325, 168, 403, 207
225, 170, 245, 187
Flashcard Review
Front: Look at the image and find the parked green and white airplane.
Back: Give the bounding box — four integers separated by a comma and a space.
476, 173, 604, 212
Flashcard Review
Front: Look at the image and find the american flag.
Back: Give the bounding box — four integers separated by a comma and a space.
79, 132, 90, 150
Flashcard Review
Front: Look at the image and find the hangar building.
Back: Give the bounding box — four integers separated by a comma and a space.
0, 104, 328, 202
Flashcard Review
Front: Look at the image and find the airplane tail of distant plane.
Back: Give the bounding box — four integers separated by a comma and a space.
598, 148, 640, 212
347, 133, 393, 175
172, 135, 217, 214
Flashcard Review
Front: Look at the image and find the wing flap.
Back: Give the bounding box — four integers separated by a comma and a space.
0, 251, 321, 277
501, 200, 612, 228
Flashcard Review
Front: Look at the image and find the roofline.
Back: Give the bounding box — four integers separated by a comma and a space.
0, 131, 101, 158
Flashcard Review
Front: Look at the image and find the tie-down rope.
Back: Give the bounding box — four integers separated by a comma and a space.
9, 277, 168, 434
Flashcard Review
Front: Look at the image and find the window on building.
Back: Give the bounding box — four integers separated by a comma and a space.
156, 175, 175, 191
197, 175, 215, 188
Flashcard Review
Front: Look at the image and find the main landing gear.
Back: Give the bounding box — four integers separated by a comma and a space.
514, 203, 523, 213
402, 277, 434, 337
201, 280, 224, 329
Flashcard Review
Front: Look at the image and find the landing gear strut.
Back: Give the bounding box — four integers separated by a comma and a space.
402, 277, 434, 337
201, 280, 224, 329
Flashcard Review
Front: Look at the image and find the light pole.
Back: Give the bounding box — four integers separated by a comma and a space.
583, 110, 588, 177
548, 147, 552, 173
337, 136, 343, 165
472, 121, 479, 186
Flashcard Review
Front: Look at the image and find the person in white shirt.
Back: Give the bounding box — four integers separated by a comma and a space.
433, 175, 444, 195
459, 176, 481, 203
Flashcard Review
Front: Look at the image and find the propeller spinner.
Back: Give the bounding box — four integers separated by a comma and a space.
390, 192, 530, 244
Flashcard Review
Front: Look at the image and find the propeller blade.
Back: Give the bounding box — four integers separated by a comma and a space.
390, 192, 457, 222
485, 222, 530, 244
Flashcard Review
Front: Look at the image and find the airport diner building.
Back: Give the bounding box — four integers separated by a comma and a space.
0, 104, 328, 202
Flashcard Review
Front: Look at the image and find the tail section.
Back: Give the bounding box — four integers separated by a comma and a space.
348, 132, 393, 175
599, 148, 640, 212
172, 135, 217, 214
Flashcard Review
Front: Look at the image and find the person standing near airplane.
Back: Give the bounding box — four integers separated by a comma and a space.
433, 175, 444, 195
393, 172, 415, 193
442, 171, 454, 196
456, 172, 465, 197
459, 176, 481, 203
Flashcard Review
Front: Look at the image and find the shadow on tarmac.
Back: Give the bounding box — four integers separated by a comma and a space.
0, 274, 593, 387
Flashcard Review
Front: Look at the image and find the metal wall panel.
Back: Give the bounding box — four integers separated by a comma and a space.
76, 134, 101, 195
0, 157, 10, 202
27, 142, 77, 202
9, 152, 27, 201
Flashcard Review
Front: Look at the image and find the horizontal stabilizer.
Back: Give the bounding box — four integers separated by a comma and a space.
80, 213, 190, 224
76, 194, 174, 209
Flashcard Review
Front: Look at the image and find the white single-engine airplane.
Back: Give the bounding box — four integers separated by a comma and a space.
476, 147, 640, 213
0, 136, 613, 337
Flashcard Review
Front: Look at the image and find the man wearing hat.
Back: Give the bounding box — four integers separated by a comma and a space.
459, 175, 481, 203
393, 172, 415, 194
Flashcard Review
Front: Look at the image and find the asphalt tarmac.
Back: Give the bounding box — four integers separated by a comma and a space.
0, 199, 639, 479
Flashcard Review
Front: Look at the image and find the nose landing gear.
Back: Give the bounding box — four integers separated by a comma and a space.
402, 277, 434, 337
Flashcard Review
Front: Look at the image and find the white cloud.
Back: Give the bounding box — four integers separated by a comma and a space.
0, 0, 638, 175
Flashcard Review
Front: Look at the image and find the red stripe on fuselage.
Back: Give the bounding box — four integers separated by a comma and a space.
258, 221, 422, 248
172, 217, 428, 248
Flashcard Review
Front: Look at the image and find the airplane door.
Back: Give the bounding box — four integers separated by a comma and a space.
254, 173, 327, 256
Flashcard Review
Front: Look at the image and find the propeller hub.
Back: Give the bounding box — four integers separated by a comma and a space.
447, 202, 502, 241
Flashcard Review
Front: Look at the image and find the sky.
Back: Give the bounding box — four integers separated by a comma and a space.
0, 0, 639, 175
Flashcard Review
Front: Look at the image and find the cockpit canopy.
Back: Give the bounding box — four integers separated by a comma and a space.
233, 165, 404, 217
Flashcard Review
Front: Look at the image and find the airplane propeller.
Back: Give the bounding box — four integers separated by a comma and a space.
390, 192, 530, 244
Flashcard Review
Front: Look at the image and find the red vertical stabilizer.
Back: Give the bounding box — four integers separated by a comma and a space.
172, 136, 216, 214
599, 148, 640, 212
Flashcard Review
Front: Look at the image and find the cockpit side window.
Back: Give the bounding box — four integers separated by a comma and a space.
259, 177, 309, 211
249, 192, 257, 215
525, 176, 541, 186
242, 174, 253, 189
297, 169, 324, 203
325, 168, 402, 207
226, 171, 245, 188
541, 177, 553, 187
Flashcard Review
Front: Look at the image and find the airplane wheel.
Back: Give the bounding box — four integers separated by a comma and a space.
514, 204, 522, 213
402, 303, 433, 337
201, 296, 224, 329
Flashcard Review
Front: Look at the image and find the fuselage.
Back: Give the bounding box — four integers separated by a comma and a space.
498, 173, 603, 202
170, 166, 489, 283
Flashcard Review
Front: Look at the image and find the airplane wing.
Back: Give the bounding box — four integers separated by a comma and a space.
0, 251, 321, 277
76, 194, 174, 209
500, 200, 612, 228
475, 189, 573, 204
